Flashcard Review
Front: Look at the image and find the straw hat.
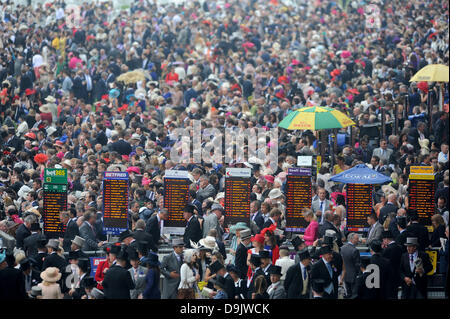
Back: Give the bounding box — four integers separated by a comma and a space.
45, 96, 56, 103
40, 267, 62, 283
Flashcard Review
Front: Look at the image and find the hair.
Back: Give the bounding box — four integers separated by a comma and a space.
254, 275, 268, 295
368, 213, 378, 221
347, 233, 358, 242
269, 208, 282, 218
212, 251, 224, 265
135, 219, 146, 230
431, 214, 445, 228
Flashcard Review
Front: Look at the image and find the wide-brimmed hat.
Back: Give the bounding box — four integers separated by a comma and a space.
39, 104, 52, 113
268, 188, 283, 199
229, 222, 249, 234
251, 233, 265, 244
141, 252, 161, 266
405, 237, 419, 247
240, 229, 252, 241
71, 235, 85, 247
40, 267, 62, 282
198, 236, 218, 251
45, 96, 56, 103
134, 88, 146, 100
119, 230, 134, 242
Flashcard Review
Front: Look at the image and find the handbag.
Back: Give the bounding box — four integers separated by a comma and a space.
177, 288, 195, 299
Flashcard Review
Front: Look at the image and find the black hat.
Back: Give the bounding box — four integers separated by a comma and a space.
30, 223, 41, 232
397, 216, 407, 229
319, 245, 333, 255
211, 275, 227, 290
110, 243, 122, 256
68, 250, 81, 260
312, 279, 325, 293
226, 264, 241, 277
249, 254, 261, 267
78, 258, 91, 273
82, 276, 97, 289
360, 256, 371, 268
259, 250, 271, 259
128, 248, 139, 261
298, 248, 311, 261
381, 230, 393, 239
407, 209, 419, 221
141, 252, 160, 267
370, 240, 383, 253
323, 235, 334, 246
36, 236, 48, 249
182, 204, 195, 214
269, 265, 282, 276
119, 230, 134, 242
117, 249, 129, 261
137, 241, 149, 256
291, 236, 305, 251
209, 260, 225, 274
19, 258, 31, 271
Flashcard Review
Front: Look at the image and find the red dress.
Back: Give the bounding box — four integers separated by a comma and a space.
94, 260, 110, 290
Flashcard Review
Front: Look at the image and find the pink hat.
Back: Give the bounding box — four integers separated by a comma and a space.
142, 177, 151, 186
264, 175, 274, 183
126, 166, 140, 174
57, 152, 64, 160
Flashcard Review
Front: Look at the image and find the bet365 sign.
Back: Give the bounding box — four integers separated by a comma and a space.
44, 168, 68, 185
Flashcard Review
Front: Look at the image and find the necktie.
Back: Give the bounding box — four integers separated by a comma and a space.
326, 262, 333, 278
303, 266, 307, 280
320, 201, 324, 212
134, 268, 138, 282
410, 254, 414, 271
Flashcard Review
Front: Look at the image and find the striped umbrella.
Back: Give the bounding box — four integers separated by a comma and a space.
278, 106, 355, 130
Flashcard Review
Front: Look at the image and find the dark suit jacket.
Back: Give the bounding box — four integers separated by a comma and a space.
223, 273, 236, 299
62, 219, 79, 252
262, 218, 275, 230
0, 266, 27, 299
235, 243, 249, 279
23, 233, 45, 257
354, 272, 378, 299
382, 241, 403, 298
399, 250, 432, 299
319, 221, 343, 247
132, 229, 157, 252
30, 251, 48, 272
145, 215, 161, 246
370, 253, 392, 299
42, 252, 68, 273
15, 224, 31, 249
284, 263, 310, 298
183, 216, 202, 248
110, 140, 132, 155
251, 211, 265, 231
379, 203, 398, 225
103, 264, 135, 299
406, 222, 430, 251
310, 259, 339, 299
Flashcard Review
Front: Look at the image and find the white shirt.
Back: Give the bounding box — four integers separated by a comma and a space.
267, 281, 281, 296
409, 251, 419, 272
438, 151, 448, 163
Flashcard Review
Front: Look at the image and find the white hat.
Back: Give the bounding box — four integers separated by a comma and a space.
134, 88, 146, 100
18, 185, 32, 199
268, 188, 283, 199
16, 121, 29, 136
215, 192, 225, 201
46, 126, 57, 136
45, 96, 56, 103
131, 133, 141, 140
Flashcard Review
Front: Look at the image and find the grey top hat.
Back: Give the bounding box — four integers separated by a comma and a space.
46, 239, 60, 250
171, 237, 185, 247
240, 229, 252, 241
405, 237, 419, 246
71, 235, 85, 247
91, 287, 104, 299
31, 285, 42, 297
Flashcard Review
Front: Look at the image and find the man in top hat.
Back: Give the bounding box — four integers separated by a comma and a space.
292, 236, 307, 264
145, 209, 169, 248
42, 239, 67, 274
161, 238, 184, 299
202, 203, 224, 238
80, 277, 97, 299
310, 245, 339, 299
23, 222, 45, 257
69, 258, 91, 299
340, 233, 361, 298
20, 258, 41, 294
255, 250, 274, 285
246, 254, 261, 299
235, 228, 252, 280
284, 248, 312, 299
369, 240, 392, 299
406, 210, 430, 251
70, 236, 88, 259
182, 204, 202, 248
60, 210, 80, 252
209, 260, 235, 299
132, 219, 157, 253
29, 237, 48, 272
399, 237, 433, 299
120, 230, 138, 268
128, 248, 148, 299
226, 264, 247, 299
267, 265, 286, 299
211, 276, 229, 299
102, 249, 135, 299
381, 230, 403, 299
353, 256, 378, 299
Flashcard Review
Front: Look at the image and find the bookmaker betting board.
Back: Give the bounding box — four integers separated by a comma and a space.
408, 166, 435, 227
285, 167, 312, 232
224, 168, 251, 226
103, 172, 129, 235
346, 183, 373, 232
43, 168, 68, 238
164, 170, 190, 234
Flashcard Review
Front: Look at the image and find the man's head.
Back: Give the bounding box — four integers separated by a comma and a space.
182, 205, 195, 221
259, 250, 272, 268
269, 265, 282, 284
320, 245, 333, 263
371, 155, 380, 167
158, 208, 169, 220
199, 175, 209, 189
83, 211, 96, 225
59, 211, 70, 224
269, 208, 282, 223
348, 233, 360, 245
318, 188, 326, 201
367, 213, 378, 226
380, 138, 388, 150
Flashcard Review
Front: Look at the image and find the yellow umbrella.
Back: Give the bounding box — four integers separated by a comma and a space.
278, 106, 355, 130
409, 64, 449, 82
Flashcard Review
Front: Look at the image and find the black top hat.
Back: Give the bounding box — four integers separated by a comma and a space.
298, 248, 311, 261
117, 249, 129, 261
82, 276, 97, 288
291, 236, 305, 251
323, 235, 334, 246
137, 241, 149, 256
249, 254, 261, 267
30, 223, 41, 232
19, 258, 31, 271
381, 230, 393, 239
226, 264, 240, 276
211, 275, 227, 290
370, 240, 383, 253
78, 258, 91, 273
119, 230, 134, 242
397, 216, 407, 229
269, 265, 282, 276
182, 204, 195, 214
259, 250, 271, 259
209, 260, 225, 274
319, 245, 333, 255
68, 250, 81, 260
312, 279, 325, 293
360, 256, 371, 268
128, 248, 139, 261
37, 236, 48, 249
110, 243, 122, 256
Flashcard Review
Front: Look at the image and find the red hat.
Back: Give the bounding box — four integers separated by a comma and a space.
251, 234, 265, 244
34, 153, 48, 164
25, 88, 36, 96
126, 166, 140, 174
24, 132, 36, 140
55, 140, 64, 146
264, 175, 274, 183
121, 155, 129, 161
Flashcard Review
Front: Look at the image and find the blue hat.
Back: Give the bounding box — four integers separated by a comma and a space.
59, 135, 68, 143
141, 252, 160, 266
109, 89, 120, 99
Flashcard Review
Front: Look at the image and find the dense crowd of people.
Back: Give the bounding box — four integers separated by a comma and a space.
0, 0, 449, 300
